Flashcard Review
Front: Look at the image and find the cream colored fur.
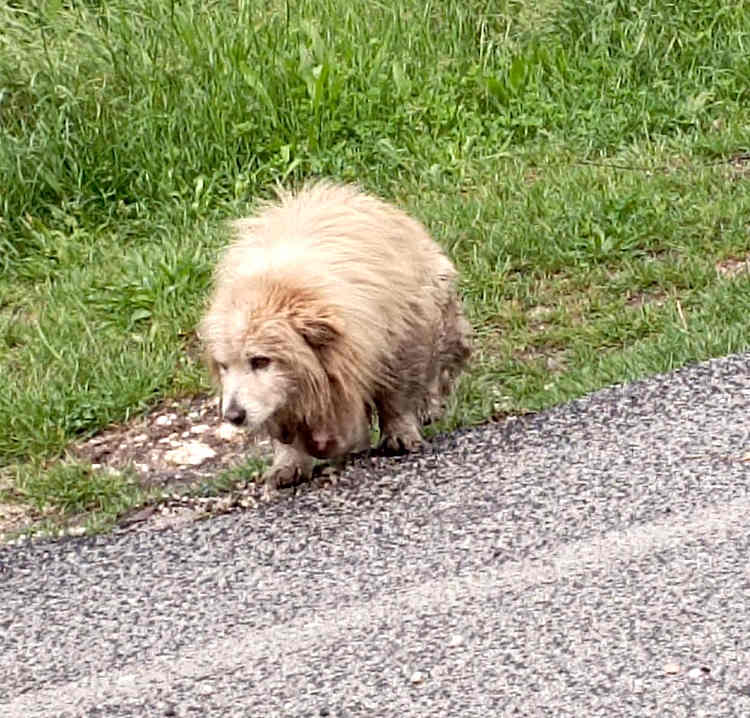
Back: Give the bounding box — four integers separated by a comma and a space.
199, 180, 471, 498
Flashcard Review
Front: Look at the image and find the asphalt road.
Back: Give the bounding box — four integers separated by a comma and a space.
3, 353, 750, 717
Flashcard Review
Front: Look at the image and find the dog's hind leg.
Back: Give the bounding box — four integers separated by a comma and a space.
375, 393, 423, 454
435, 298, 472, 400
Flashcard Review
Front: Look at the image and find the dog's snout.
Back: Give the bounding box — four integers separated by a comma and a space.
224, 400, 246, 426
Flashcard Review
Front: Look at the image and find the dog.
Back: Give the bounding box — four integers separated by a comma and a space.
198, 180, 471, 498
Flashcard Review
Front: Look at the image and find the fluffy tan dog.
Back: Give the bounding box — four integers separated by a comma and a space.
199, 181, 471, 497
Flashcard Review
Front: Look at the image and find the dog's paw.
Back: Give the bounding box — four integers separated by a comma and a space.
260, 463, 307, 501
378, 432, 423, 455
261, 481, 280, 503
377, 412, 423, 455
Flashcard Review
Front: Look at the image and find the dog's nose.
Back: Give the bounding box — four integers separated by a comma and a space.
224, 401, 246, 426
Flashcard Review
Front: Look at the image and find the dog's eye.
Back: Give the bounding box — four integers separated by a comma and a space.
249, 356, 271, 371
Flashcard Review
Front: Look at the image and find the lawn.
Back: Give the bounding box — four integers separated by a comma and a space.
2, 0, 750, 536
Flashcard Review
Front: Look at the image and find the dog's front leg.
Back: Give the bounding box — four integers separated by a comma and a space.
262, 437, 314, 501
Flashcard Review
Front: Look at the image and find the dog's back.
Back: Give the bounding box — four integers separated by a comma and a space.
217, 182, 462, 382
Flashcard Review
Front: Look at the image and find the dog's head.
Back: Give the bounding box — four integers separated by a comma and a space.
200, 282, 340, 434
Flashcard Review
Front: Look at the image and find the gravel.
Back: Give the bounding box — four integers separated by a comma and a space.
2, 352, 750, 717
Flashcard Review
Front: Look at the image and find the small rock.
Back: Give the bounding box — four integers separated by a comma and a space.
154, 415, 173, 427
448, 634, 464, 647
664, 661, 681, 675
410, 671, 425, 684
215, 423, 241, 441
164, 442, 217, 467
86, 435, 109, 447
132, 433, 149, 443
190, 424, 211, 435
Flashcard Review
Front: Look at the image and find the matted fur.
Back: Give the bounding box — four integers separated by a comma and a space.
198, 180, 471, 496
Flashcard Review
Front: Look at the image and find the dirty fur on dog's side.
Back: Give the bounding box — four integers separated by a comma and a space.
199, 181, 471, 497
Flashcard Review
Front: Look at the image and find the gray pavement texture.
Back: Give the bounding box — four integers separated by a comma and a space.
2, 352, 750, 717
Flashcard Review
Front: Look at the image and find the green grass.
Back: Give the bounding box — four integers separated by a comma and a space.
2, 0, 750, 534
19, 460, 142, 514
2, 458, 148, 539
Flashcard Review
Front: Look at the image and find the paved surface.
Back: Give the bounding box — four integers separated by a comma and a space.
2, 353, 750, 717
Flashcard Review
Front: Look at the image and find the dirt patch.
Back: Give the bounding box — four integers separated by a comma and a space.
526, 304, 556, 330
1, 394, 275, 543
0, 501, 39, 537
715, 255, 750, 279
514, 344, 568, 373
727, 152, 750, 178
70, 394, 270, 489
625, 288, 668, 309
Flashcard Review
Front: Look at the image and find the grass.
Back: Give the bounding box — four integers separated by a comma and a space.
1, 0, 750, 536
4, 459, 149, 539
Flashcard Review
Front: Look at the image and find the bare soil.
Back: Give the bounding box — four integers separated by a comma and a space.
70, 394, 268, 489
1, 394, 274, 542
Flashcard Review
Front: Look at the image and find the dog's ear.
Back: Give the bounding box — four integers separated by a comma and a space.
295, 314, 340, 348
